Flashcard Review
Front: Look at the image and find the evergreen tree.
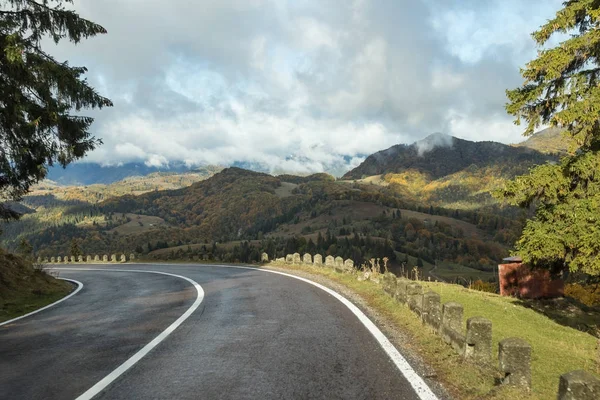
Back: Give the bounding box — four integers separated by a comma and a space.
0, 1, 112, 220
69, 238, 81, 258
497, 0, 600, 274
17, 237, 32, 257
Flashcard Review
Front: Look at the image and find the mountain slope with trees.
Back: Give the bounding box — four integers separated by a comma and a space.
343, 133, 555, 180
341, 134, 557, 211
2, 166, 518, 277
0, 131, 569, 278
514, 127, 574, 155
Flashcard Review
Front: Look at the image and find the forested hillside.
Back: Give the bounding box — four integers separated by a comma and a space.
0, 167, 518, 280
343, 134, 555, 180
0, 133, 567, 281
342, 134, 558, 211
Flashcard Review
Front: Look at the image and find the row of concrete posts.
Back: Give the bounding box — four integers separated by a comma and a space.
263, 252, 600, 399
379, 273, 600, 399
39, 254, 135, 264
264, 252, 355, 272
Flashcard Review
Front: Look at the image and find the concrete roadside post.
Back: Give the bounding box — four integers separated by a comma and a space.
498, 337, 532, 390
557, 370, 600, 400
334, 257, 344, 271
406, 283, 423, 315
441, 302, 466, 354
465, 317, 492, 364
395, 279, 409, 304
422, 291, 441, 331
343, 259, 354, 272
325, 255, 335, 267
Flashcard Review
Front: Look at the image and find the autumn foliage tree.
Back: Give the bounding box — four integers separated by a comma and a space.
497, 0, 600, 275
0, 0, 111, 220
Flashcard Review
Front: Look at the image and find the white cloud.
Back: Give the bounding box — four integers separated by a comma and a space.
48, 0, 565, 176
144, 154, 170, 168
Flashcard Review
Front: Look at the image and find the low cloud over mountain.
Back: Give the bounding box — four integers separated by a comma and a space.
49, 0, 561, 174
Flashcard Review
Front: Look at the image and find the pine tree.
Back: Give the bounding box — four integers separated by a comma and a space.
69, 238, 81, 258
0, 1, 112, 220
496, 1, 600, 275
17, 237, 32, 257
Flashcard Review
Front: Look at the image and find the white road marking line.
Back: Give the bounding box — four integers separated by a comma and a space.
52, 268, 205, 400
0, 278, 83, 327
53, 264, 437, 399
209, 264, 439, 400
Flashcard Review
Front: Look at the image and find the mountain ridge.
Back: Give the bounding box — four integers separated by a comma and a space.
343, 135, 556, 180
46, 162, 224, 186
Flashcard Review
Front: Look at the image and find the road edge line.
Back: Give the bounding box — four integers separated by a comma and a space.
0, 278, 84, 327
210, 264, 439, 400
52, 268, 204, 400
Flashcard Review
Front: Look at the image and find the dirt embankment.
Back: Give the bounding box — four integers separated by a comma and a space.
0, 250, 72, 322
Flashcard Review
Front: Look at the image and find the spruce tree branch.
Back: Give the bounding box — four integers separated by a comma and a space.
24, 0, 64, 13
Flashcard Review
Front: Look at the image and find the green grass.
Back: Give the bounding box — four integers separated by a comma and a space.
426, 261, 496, 282
420, 281, 599, 399
393, 252, 496, 283
108, 213, 168, 236
0, 283, 72, 323
267, 263, 599, 400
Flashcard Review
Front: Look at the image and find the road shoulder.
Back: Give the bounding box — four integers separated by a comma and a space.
262, 264, 453, 400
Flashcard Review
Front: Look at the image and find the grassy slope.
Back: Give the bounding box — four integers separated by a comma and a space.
514, 127, 574, 155
420, 281, 598, 398
268, 263, 598, 400
0, 250, 72, 322
418, 259, 496, 282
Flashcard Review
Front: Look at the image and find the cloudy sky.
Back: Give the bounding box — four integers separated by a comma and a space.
50, 0, 563, 175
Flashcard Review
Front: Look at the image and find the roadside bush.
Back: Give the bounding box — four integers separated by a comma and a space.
470, 279, 497, 294
565, 283, 600, 307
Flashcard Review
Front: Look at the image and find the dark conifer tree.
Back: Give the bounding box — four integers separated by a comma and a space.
0, 0, 112, 220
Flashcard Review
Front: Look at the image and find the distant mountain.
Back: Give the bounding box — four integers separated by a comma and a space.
514, 127, 575, 155
100, 167, 304, 237
343, 133, 555, 180
46, 162, 223, 185
29, 168, 224, 205
4, 166, 518, 277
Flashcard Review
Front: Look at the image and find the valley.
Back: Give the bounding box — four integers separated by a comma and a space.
1, 131, 566, 284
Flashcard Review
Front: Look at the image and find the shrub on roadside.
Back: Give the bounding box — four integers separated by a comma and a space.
470, 279, 497, 294
565, 283, 600, 307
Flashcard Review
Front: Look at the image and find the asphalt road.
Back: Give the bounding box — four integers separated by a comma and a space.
0, 264, 436, 400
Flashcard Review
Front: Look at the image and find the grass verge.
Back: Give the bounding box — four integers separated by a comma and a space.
266, 263, 599, 400
0, 250, 73, 323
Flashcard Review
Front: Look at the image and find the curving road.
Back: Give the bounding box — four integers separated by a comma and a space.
0, 264, 437, 400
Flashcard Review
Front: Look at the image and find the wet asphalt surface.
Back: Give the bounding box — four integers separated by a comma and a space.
0, 264, 425, 400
